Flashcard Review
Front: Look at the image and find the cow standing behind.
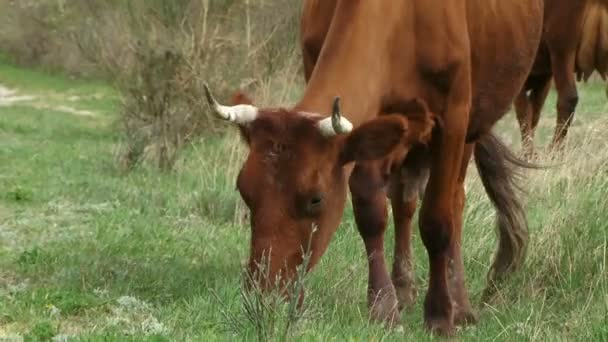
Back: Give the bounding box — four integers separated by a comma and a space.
205, 0, 543, 336
516, 0, 608, 157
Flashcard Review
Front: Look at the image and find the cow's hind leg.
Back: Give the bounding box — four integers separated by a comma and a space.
350, 162, 400, 326
515, 89, 534, 157
550, 51, 578, 151
515, 75, 552, 159
529, 77, 552, 151
449, 144, 478, 326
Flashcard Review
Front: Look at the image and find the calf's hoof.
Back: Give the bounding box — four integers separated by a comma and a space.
424, 294, 455, 337
453, 307, 478, 327
369, 289, 401, 328
394, 282, 417, 311
424, 315, 455, 337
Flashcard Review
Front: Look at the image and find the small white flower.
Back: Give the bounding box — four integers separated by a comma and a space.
47, 304, 61, 317
93, 288, 109, 298
141, 316, 169, 335
117, 295, 149, 311
1, 334, 24, 342
107, 314, 131, 327
52, 334, 72, 342
515, 322, 525, 335
7, 280, 29, 294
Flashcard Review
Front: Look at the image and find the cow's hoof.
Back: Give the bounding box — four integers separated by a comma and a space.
548, 142, 566, 157
453, 307, 478, 327
394, 283, 417, 311
424, 316, 455, 337
369, 291, 401, 328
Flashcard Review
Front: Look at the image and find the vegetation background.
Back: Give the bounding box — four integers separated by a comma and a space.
0, 0, 607, 340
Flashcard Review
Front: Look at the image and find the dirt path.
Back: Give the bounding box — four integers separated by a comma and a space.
0, 84, 97, 117
0, 85, 35, 106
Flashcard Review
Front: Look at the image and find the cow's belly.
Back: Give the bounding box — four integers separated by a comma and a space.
465, 0, 544, 140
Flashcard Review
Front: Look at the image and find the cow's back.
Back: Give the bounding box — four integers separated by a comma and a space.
465, 0, 544, 136
298, 1, 543, 141
577, 0, 608, 80
524, 0, 589, 80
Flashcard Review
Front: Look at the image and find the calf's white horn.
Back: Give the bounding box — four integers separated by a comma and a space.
318, 97, 353, 136
203, 83, 258, 125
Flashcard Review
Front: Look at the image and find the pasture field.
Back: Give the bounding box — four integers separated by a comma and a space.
1, 58, 607, 341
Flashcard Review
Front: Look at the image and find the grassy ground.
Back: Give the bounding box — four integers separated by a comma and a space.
1, 60, 607, 341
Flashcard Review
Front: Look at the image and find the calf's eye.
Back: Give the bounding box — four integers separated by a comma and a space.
306, 194, 324, 215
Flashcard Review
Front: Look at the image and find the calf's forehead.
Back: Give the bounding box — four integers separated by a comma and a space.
247, 110, 331, 149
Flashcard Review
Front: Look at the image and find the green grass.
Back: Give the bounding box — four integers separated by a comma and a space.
1, 60, 607, 341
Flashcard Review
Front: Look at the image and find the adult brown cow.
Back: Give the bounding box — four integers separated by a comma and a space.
205, 1, 543, 336
515, 0, 608, 157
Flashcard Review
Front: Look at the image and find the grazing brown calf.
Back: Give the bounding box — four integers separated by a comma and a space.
515, 0, 608, 157
205, 0, 543, 336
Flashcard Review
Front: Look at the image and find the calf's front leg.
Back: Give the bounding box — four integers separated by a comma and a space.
350, 162, 399, 327
418, 67, 471, 337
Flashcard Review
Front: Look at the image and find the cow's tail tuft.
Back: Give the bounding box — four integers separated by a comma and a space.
474, 133, 536, 302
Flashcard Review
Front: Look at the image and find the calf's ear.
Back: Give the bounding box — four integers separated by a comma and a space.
339, 115, 408, 164
227, 90, 255, 144
231, 91, 254, 106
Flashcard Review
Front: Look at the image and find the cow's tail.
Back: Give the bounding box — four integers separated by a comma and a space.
474, 134, 534, 302
576, 0, 608, 81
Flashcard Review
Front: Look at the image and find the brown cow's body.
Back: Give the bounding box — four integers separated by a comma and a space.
516, 0, 608, 156
298, 1, 541, 333
205, 0, 543, 336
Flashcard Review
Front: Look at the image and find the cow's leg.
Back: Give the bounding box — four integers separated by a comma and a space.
529, 76, 552, 146
515, 76, 552, 159
350, 162, 399, 326
389, 179, 418, 311
418, 70, 470, 337
419, 142, 464, 336
449, 144, 477, 326
388, 151, 430, 311
515, 89, 534, 157
550, 51, 578, 150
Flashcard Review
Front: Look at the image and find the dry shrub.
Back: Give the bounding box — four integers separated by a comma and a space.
75, 0, 302, 170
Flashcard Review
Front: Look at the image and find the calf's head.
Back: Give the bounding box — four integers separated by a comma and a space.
204, 85, 434, 292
